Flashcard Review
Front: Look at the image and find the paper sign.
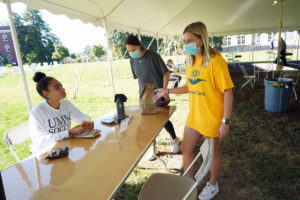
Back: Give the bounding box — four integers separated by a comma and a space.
119, 115, 131, 134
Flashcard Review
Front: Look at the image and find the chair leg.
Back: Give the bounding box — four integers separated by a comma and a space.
241, 79, 255, 90
293, 87, 297, 100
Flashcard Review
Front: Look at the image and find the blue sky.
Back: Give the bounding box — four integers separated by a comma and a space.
0, 2, 106, 53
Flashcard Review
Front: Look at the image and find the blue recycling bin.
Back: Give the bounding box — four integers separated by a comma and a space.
264, 78, 293, 112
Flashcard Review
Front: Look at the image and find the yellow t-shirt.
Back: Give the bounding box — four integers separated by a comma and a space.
185, 53, 234, 138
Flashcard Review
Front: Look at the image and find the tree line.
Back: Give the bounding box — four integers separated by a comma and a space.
1, 9, 223, 66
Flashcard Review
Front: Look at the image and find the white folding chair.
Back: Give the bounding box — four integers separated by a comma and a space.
240, 65, 256, 90
3, 123, 31, 162
280, 71, 300, 100
11, 66, 20, 75
138, 138, 214, 200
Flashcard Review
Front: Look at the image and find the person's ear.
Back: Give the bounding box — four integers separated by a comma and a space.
42, 90, 50, 98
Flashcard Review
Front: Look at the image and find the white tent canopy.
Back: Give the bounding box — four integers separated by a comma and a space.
2, 0, 300, 38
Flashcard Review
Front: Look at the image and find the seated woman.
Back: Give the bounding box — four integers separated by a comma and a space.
29, 72, 94, 153
166, 59, 181, 88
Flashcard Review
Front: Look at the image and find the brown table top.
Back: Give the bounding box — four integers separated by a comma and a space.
2, 105, 176, 200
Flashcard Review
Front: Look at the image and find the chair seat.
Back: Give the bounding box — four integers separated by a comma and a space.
138, 173, 197, 200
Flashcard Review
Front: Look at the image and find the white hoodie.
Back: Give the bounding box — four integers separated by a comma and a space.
29, 99, 90, 153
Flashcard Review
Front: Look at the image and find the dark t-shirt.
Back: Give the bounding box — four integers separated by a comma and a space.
130, 50, 168, 93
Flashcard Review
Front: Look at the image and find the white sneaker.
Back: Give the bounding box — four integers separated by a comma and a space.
198, 182, 219, 200
170, 140, 180, 153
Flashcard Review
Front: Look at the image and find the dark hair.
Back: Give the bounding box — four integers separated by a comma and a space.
125, 35, 145, 50
33, 72, 54, 98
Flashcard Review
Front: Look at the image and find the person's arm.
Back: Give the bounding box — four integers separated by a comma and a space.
29, 113, 69, 153
153, 85, 188, 103
217, 88, 233, 140
163, 71, 170, 89
67, 100, 94, 130
66, 100, 91, 124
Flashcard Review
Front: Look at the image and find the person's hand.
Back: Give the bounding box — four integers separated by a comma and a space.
217, 123, 229, 141
153, 88, 168, 103
68, 125, 90, 137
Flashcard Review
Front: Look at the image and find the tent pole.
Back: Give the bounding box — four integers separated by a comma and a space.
102, 19, 115, 99
174, 40, 179, 65
147, 37, 155, 49
156, 37, 159, 53
296, 30, 300, 60
276, 0, 284, 67
251, 35, 255, 63
137, 29, 141, 41
5, 0, 32, 114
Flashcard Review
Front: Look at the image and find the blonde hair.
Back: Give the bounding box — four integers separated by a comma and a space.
183, 22, 217, 67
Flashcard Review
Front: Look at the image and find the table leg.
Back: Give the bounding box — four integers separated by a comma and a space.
152, 139, 167, 168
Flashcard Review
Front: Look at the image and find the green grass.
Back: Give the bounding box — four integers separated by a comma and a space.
0, 52, 299, 200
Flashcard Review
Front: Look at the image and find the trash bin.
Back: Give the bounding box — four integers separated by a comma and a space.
264, 78, 293, 112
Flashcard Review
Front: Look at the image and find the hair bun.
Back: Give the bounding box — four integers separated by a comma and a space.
33, 72, 46, 83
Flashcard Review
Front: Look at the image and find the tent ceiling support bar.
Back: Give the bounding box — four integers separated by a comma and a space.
157, 38, 165, 54
5, 0, 32, 114
147, 37, 155, 49
102, 19, 115, 99
157, 0, 194, 33
103, 0, 126, 19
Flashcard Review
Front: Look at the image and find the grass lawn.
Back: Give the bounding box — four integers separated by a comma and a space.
0, 53, 299, 200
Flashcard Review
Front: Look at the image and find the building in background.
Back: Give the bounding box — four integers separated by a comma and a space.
222, 31, 299, 52
0, 26, 17, 65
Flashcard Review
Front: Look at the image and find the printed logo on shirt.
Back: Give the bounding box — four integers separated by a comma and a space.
188, 69, 206, 85
139, 60, 144, 63
48, 112, 71, 134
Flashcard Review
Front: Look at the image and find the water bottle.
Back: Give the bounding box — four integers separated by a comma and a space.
114, 94, 127, 123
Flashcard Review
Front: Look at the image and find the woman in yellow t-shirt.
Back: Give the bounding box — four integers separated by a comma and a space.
153, 22, 234, 200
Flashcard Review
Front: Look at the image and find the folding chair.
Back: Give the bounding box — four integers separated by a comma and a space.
240, 65, 256, 90
280, 70, 300, 100
3, 123, 31, 162
138, 138, 214, 200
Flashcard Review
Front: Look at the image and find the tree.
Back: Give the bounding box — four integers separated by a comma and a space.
70, 53, 76, 59
0, 54, 8, 65
52, 45, 70, 62
210, 36, 223, 52
13, 9, 61, 64
90, 45, 105, 59
83, 45, 92, 56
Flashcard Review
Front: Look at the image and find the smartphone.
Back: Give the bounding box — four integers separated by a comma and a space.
101, 119, 117, 124
160, 97, 168, 102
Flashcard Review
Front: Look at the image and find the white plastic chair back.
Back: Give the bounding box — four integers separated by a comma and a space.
182, 138, 214, 200
3, 123, 30, 162
194, 138, 214, 183
281, 70, 300, 100
0, 67, 7, 75
11, 66, 20, 75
